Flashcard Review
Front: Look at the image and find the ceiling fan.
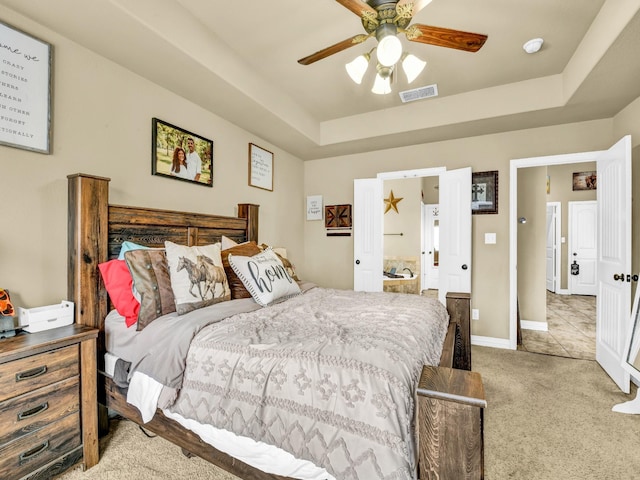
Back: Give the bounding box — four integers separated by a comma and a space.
298, 0, 488, 66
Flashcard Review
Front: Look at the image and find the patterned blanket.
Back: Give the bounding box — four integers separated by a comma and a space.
168, 287, 448, 480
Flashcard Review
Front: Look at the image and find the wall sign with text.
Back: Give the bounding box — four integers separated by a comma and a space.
0, 21, 52, 154
248, 143, 273, 191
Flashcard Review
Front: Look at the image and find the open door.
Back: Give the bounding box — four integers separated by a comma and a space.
353, 178, 383, 292
596, 135, 632, 393
545, 203, 559, 293
438, 168, 472, 305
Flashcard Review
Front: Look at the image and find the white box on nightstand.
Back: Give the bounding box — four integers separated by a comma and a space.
19, 301, 74, 333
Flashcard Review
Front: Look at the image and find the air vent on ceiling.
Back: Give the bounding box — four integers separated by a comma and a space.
399, 84, 438, 103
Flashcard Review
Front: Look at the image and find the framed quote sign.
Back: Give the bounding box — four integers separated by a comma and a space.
248, 143, 274, 191
0, 21, 53, 154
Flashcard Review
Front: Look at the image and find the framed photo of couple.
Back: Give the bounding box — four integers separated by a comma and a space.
151, 118, 213, 187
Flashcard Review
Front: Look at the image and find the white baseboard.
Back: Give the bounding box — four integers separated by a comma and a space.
521, 320, 549, 332
471, 335, 513, 350
557, 289, 571, 295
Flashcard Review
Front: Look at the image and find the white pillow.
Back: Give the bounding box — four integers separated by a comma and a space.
228, 248, 301, 307
221, 235, 239, 250
164, 241, 230, 314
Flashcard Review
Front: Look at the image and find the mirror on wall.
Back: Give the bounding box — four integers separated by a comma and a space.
613, 286, 640, 414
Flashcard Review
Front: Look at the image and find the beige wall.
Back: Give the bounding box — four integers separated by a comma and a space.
546, 162, 597, 290
0, 7, 304, 310
304, 121, 626, 340
517, 167, 547, 323
3, 6, 640, 345
382, 178, 422, 267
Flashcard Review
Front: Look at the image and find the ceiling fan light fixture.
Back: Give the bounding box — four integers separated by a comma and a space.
345, 53, 371, 84
401, 53, 426, 84
372, 65, 393, 95
376, 27, 402, 67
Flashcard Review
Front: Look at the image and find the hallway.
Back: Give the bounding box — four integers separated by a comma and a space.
519, 291, 596, 360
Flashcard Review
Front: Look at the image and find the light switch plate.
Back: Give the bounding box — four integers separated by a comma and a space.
485, 233, 497, 244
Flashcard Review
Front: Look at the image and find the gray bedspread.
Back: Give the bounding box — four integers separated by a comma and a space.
166, 287, 449, 480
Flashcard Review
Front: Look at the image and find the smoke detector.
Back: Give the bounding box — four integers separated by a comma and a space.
523, 38, 544, 54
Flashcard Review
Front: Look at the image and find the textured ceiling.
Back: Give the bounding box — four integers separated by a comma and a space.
2, 0, 639, 159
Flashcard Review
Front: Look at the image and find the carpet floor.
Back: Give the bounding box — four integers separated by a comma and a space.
55, 346, 640, 479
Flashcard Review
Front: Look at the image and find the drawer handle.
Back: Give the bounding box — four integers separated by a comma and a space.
19, 441, 49, 464
17, 402, 49, 421
15, 365, 48, 382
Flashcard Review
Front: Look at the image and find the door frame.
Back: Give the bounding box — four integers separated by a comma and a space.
546, 201, 561, 294
509, 151, 600, 350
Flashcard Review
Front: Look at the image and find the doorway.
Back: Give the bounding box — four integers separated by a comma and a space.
511, 136, 632, 392
354, 167, 471, 307
515, 163, 597, 360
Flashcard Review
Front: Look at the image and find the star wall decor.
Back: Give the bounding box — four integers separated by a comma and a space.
384, 190, 403, 214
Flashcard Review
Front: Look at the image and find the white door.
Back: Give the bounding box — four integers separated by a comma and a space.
438, 168, 472, 305
596, 135, 632, 393
568, 201, 597, 296
422, 204, 440, 290
353, 178, 383, 292
545, 203, 560, 292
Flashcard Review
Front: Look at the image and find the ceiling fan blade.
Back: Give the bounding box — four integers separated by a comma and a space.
405, 24, 487, 52
397, 0, 433, 16
336, 0, 378, 18
298, 34, 370, 65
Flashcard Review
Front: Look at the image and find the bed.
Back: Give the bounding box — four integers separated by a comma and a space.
67, 173, 473, 480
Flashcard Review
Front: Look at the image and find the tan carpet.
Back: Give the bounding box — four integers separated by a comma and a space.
474, 345, 640, 480
55, 346, 640, 479
54, 419, 240, 480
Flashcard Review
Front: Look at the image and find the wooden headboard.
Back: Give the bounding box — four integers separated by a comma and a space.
67, 173, 259, 341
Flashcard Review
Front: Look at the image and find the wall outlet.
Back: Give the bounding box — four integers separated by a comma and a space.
472, 309, 480, 320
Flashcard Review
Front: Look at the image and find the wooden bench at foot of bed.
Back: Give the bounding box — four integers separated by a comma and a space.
67, 173, 480, 480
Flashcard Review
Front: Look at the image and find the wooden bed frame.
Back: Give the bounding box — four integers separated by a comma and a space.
67, 173, 472, 480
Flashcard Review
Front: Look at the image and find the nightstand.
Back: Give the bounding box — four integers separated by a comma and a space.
417, 365, 486, 480
0, 324, 98, 480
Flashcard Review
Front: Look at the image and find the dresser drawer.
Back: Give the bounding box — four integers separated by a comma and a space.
0, 411, 81, 480
0, 376, 79, 445
0, 345, 79, 402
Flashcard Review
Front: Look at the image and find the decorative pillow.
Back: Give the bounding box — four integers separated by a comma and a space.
228, 248, 301, 307
221, 235, 240, 250
259, 244, 300, 282
164, 241, 230, 315
98, 260, 140, 328
0, 288, 15, 317
124, 249, 176, 330
118, 241, 150, 260
221, 241, 262, 299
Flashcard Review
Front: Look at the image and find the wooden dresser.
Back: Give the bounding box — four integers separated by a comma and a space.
0, 325, 98, 480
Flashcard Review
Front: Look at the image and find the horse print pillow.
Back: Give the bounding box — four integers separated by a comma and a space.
164, 241, 231, 315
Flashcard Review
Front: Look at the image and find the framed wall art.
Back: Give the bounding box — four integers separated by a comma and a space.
325, 204, 352, 236
472, 170, 498, 214
249, 143, 274, 191
325, 204, 352, 228
572, 171, 597, 191
0, 20, 53, 154
306, 195, 323, 221
152, 118, 213, 187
